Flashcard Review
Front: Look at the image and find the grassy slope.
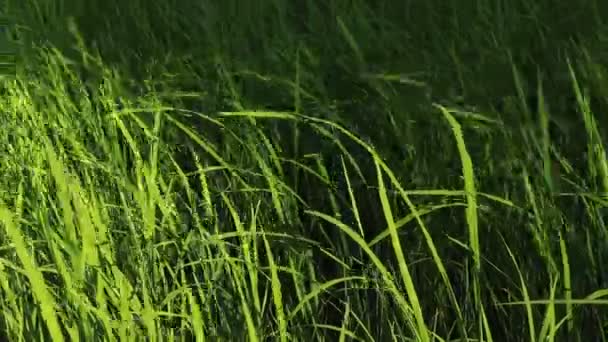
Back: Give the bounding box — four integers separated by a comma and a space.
1, 0, 608, 340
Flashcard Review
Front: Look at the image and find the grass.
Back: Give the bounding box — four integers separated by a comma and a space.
2, 0, 608, 340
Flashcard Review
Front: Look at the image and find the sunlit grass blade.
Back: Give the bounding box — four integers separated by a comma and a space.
374, 157, 429, 342
262, 233, 288, 342
0, 204, 64, 342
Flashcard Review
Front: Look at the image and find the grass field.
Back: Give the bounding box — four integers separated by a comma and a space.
2, 0, 608, 341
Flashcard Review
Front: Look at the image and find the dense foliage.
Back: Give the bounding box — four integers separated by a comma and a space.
1, 1, 608, 340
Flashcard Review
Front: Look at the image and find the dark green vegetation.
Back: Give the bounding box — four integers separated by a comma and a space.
2, 1, 608, 341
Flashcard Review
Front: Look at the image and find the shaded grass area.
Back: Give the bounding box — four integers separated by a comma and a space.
2, 0, 608, 340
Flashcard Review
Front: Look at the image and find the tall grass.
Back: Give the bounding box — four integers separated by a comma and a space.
2, 0, 608, 341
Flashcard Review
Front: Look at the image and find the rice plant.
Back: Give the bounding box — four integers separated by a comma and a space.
1, 0, 608, 341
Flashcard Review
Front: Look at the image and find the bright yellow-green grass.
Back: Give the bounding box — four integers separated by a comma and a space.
2, 0, 608, 341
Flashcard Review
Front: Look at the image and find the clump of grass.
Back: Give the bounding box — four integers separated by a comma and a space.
3, 1, 608, 341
